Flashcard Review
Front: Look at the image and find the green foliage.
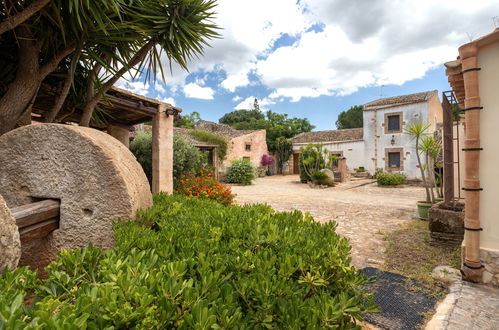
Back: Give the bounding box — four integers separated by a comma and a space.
275, 137, 293, 174
376, 172, 407, 186
222, 110, 314, 152
219, 109, 264, 125
0, 0, 220, 128
225, 159, 255, 185
175, 111, 201, 128
311, 170, 334, 186
130, 131, 202, 184
298, 143, 327, 183
0, 195, 375, 328
335, 105, 364, 129
188, 129, 228, 161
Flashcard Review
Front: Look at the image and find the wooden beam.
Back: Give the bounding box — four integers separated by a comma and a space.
105, 95, 158, 117
19, 219, 59, 244
11, 199, 60, 244
11, 199, 60, 229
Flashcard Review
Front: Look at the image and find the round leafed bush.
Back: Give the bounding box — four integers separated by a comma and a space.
0, 195, 375, 328
225, 159, 255, 185
376, 172, 407, 186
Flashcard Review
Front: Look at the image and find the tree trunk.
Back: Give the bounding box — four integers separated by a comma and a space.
425, 153, 435, 203
0, 0, 51, 35
45, 71, 73, 122
79, 41, 155, 127
0, 25, 75, 135
0, 26, 41, 135
415, 138, 431, 203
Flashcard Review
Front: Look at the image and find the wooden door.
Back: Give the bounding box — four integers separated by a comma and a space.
293, 153, 299, 174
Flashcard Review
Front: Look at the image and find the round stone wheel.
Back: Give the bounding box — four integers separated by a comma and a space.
0, 194, 21, 271
0, 124, 152, 270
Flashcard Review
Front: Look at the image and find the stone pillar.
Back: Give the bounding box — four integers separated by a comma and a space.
107, 125, 130, 148
152, 105, 174, 194
338, 158, 349, 182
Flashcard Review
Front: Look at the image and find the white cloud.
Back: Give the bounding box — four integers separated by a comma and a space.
114, 79, 150, 96
150, 0, 497, 102
183, 83, 215, 100
232, 95, 242, 102
159, 96, 176, 106
235, 96, 274, 110
154, 83, 166, 94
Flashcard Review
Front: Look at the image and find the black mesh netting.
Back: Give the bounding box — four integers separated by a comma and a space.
361, 267, 438, 329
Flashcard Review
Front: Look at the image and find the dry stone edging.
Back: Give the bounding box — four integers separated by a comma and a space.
0, 124, 152, 271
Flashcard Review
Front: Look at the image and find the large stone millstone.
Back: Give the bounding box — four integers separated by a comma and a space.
0, 124, 152, 270
0, 194, 21, 271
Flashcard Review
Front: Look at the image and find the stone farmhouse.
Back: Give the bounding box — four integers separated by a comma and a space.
289, 90, 443, 179
194, 120, 268, 170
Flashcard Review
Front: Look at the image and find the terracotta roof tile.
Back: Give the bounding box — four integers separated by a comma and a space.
291, 128, 363, 143
364, 90, 437, 109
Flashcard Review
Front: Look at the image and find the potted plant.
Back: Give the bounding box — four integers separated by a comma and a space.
405, 122, 434, 219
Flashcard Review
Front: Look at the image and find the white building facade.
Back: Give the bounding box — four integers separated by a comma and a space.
290, 91, 443, 179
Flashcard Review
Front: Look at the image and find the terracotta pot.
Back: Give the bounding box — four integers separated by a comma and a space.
417, 202, 433, 220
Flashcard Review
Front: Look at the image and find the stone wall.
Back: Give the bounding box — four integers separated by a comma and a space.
223, 130, 268, 170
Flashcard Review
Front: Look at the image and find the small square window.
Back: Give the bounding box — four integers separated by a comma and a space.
388, 152, 401, 168
245, 144, 251, 151
388, 115, 400, 131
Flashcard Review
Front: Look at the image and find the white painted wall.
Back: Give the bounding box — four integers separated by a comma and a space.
478, 40, 499, 250
292, 140, 365, 171
363, 101, 436, 179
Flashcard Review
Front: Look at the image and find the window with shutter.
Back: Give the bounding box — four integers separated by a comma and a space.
388, 115, 400, 131
388, 152, 401, 168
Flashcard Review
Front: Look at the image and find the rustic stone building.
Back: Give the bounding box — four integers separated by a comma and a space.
194, 120, 268, 170
289, 90, 443, 179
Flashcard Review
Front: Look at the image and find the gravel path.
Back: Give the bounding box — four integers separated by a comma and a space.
231, 175, 425, 268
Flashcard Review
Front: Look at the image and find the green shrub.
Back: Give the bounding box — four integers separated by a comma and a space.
298, 143, 327, 183
311, 170, 334, 186
188, 129, 228, 161
225, 159, 255, 184
130, 132, 202, 184
376, 172, 407, 186
0, 195, 375, 328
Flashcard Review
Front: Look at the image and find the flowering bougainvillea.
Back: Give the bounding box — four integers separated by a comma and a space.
175, 170, 235, 206
261, 154, 274, 166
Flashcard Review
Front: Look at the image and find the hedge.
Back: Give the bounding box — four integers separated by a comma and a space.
0, 194, 375, 328
376, 172, 407, 186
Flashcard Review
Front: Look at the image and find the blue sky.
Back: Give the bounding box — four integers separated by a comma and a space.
116, 0, 498, 131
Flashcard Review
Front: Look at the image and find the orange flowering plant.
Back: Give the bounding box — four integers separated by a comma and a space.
175, 168, 235, 206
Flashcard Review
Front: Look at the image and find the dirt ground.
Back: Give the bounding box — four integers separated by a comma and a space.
230, 175, 426, 268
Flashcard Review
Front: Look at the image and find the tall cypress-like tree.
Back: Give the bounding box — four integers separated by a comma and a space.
335, 105, 364, 129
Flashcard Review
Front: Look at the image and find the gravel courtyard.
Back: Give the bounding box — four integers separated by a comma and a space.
231, 175, 425, 268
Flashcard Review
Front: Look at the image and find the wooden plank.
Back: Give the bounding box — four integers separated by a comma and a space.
105, 95, 158, 116
11, 199, 60, 229
19, 218, 59, 244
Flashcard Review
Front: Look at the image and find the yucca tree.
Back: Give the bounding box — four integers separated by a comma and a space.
0, 0, 130, 134
404, 121, 431, 203
0, 0, 219, 134
79, 0, 219, 126
420, 135, 443, 202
